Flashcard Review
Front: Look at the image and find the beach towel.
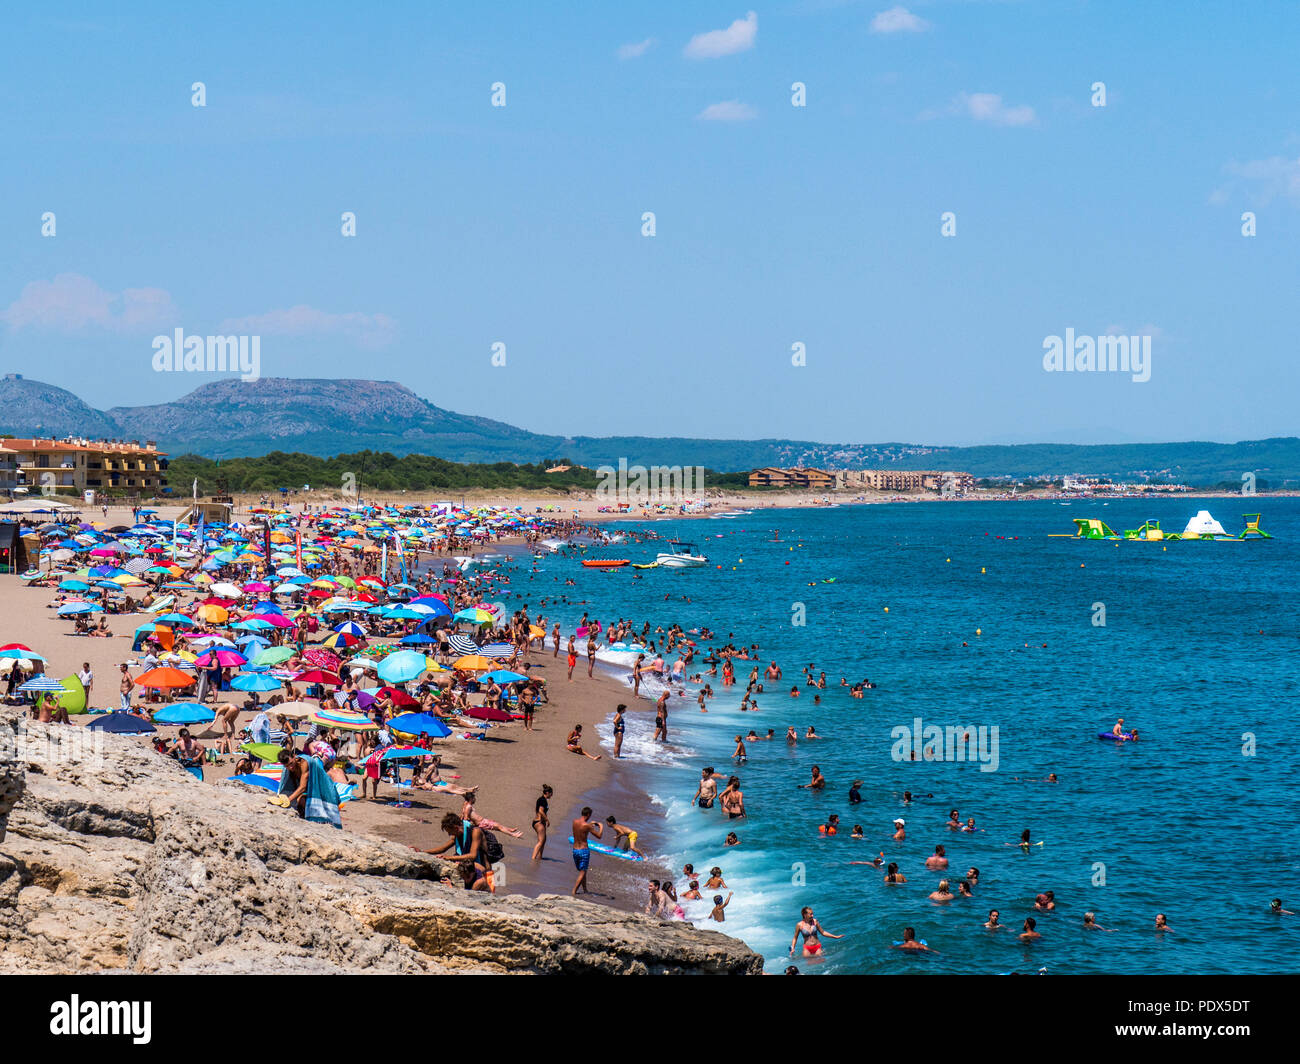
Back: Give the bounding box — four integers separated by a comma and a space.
278, 755, 342, 829
250, 711, 271, 744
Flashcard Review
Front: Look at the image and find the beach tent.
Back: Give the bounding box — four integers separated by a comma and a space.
0, 522, 35, 574
58, 674, 88, 715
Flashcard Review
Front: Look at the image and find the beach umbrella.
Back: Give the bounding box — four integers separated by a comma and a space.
270, 701, 316, 718
229, 673, 282, 693
246, 613, 295, 628
464, 704, 514, 723
135, 667, 196, 689
371, 744, 430, 762
445, 634, 480, 656
238, 741, 284, 761
0, 647, 44, 661
57, 602, 98, 616
152, 702, 216, 725
307, 706, 377, 732
376, 650, 427, 684
86, 711, 156, 734
253, 646, 296, 666
451, 655, 493, 672
482, 670, 528, 684
18, 676, 69, 693
387, 712, 452, 738
454, 608, 494, 624
399, 632, 438, 646
194, 604, 229, 623
194, 648, 248, 668
479, 642, 516, 658
332, 621, 368, 637
292, 669, 342, 686
322, 632, 360, 649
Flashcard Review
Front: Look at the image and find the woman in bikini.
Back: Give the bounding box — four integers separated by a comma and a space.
789, 906, 843, 958
531, 784, 553, 860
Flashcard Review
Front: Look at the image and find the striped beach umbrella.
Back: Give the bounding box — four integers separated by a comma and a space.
446, 634, 480, 656
18, 675, 69, 693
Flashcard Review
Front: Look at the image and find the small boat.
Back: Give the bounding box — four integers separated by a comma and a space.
655, 542, 708, 568
631, 562, 659, 569
581, 559, 629, 568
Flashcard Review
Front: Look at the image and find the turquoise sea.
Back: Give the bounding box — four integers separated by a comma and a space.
527, 498, 1300, 974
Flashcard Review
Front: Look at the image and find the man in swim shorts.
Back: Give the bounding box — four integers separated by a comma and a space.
571, 806, 603, 895
694, 766, 719, 809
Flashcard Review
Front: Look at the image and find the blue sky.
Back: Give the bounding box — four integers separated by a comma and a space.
2, 1, 1298, 447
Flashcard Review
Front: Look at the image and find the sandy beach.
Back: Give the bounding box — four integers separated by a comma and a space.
3, 503, 674, 915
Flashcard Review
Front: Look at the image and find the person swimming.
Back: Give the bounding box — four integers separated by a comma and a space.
891, 926, 937, 953
883, 861, 906, 884
985, 909, 1003, 930
1019, 917, 1041, 941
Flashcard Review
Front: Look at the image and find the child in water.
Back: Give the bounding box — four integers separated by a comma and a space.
710, 893, 733, 922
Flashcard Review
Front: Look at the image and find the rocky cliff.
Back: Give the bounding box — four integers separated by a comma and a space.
0, 709, 763, 974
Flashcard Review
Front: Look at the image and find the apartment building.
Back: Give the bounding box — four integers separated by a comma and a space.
2, 437, 169, 496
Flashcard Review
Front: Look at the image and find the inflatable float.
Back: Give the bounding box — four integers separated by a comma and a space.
568, 837, 645, 861
1098, 731, 1137, 742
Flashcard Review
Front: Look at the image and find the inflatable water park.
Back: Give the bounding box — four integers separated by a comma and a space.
1059, 511, 1273, 542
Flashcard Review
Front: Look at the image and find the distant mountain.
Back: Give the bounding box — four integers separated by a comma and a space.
1, 373, 1297, 485
0, 374, 120, 439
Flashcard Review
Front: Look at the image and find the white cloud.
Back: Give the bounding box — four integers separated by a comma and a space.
698, 100, 758, 122
684, 10, 757, 59
219, 305, 397, 349
950, 92, 1036, 126
870, 6, 930, 33
0, 273, 178, 332
1217, 155, 1300, 204
618, 37, 656, 60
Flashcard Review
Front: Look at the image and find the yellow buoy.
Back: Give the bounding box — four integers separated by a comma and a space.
946, 558, 951, 563
980, 567, 986, 574
884, 607, 889, 612
976, 628, 982, 636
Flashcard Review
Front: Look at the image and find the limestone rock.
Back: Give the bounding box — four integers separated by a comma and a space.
0, 710, 763, 974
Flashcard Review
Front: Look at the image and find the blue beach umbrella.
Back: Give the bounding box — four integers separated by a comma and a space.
152, 702, 216, 725
86, 711, 157, 734
229, 674, 283, 693
376, 650, 428, 684
387, 712, 453, 738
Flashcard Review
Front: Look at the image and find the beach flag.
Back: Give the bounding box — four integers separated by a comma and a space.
380, 540, 388, 581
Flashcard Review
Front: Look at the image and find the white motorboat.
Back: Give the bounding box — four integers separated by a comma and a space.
655, 541, 708, 568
